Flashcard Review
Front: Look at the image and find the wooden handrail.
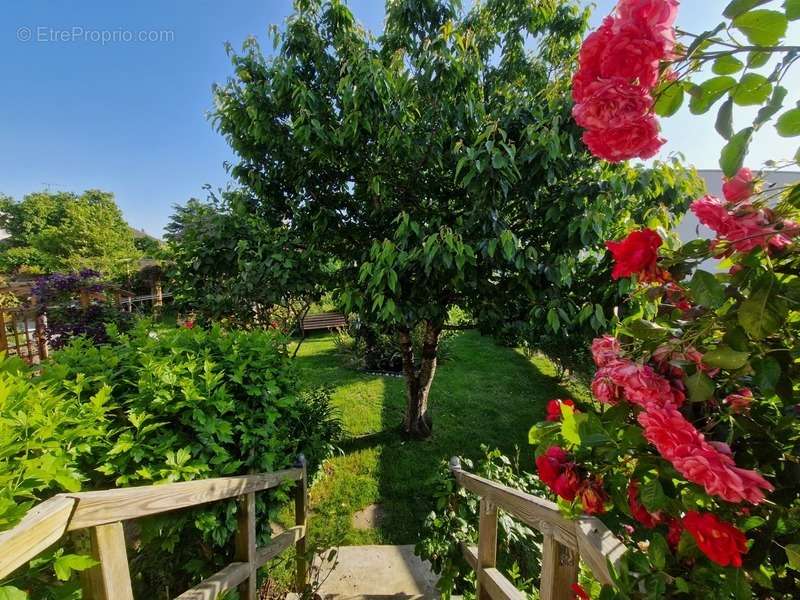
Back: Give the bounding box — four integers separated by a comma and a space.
450, 457, 626, 600
0, 459, 309, 600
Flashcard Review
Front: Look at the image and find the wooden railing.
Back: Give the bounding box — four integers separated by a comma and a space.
0, 308, 48, 364
450, 458, 626, 600
0, 458, 309, 600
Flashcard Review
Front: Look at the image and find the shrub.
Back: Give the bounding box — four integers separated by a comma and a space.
0, 355, 112, 599
416, 448, 549, 598
40, 322, 342, 596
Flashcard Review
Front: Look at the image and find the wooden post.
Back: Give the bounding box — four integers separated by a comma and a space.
80, 522, 134, 600
152, 278, 163, 315
234, 492, 257, 600
79, 289, 91, 309
477, 499, 498, 600
0, 311, 7, 355
539, 531, 579, 600
294, 454, 308, 592
35, 314, 49, 360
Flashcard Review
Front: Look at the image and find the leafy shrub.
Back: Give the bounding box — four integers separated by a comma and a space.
32, 270, 133, 349
416, 448, 549, 598
0, 355, 112, 599
39, 322, 342, 596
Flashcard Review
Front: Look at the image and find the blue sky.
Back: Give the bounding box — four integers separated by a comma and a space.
1, 1, 797, 237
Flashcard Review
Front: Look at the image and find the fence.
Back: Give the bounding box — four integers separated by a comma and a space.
450, 457, 626, 600
0, 458, 308, 600
0, 308, 48, 363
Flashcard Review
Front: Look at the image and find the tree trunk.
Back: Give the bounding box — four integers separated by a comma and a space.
398, 321, 441, 439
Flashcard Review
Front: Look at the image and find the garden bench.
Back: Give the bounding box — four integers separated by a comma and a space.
300, 312, 347, 335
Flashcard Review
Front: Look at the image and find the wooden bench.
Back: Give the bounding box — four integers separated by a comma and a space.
300, 312, 347, 335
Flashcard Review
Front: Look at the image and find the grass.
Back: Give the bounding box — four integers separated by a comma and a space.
285, 330, 586, 550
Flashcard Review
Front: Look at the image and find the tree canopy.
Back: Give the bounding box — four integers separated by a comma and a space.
0, 190, 141, 278
211, 0, 700, 436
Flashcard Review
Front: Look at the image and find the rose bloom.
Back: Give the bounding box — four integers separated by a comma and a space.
571, 583, 591, 600
617, 0, 679, 31
572, 78, 652, 130
591, 369, 623, 405
546, 399, 577, 422
667, 517, 683, 548
722, 168, 756, 204
599, 20, 666, 87
627, 480, 662, 527
683, 511, 748, 568
573, 17, 615, 102
725, 388, 753, 414
638, 403, 773, 504
691, 195, 732, 236
536, 446, 569, 487
605, 228, 663, 280
595, 357, 684, 409
579, 479, 608, 515
553, 467, 582, 501
583, 115, 665, 162
591, 335, 621, 367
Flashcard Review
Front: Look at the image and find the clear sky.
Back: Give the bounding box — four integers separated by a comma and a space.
1, 1, 797, 237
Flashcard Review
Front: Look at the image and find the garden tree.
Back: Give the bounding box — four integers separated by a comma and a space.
165, 192, 331, 339
213, 0, 698, 437
0, 190, 141, 277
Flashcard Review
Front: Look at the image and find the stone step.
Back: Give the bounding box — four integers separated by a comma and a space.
310, 545, 439, 599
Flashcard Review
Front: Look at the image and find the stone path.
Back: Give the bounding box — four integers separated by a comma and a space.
313, 545, 439, 599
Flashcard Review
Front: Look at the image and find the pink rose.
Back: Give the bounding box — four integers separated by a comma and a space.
600, 20, 665, 87
725, 388, 753, 413
591, 335, 622, 367
573, 18, 615, 102
691, 195, 731, 236
722, 168, 755, 204
592, 370, 623, 404
572, 79, 652, 130
617, 0, 679, 31
583, 115, 665, 162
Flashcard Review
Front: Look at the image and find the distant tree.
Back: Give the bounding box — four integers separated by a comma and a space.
0, 190, 141, 277
166, 191, 330, 339
133, 234, 163, 258
213, 0, 701, 437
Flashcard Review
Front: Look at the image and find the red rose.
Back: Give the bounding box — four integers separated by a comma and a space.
546, 398, 576, 422
667, 517, 683, 548
184, 320, 195, 329
722, 168, 755, 204
573, 17, 615, 102
579, 479, 608, 515
724, 388, 753, 414
571, 583, 591, 600
583, 116, 665, 162
683, 511, 748, 568
617, 0, 679, 32
536, 446, 569, 487
553, 467, 582, 501
605, 228, 662, 280
572, 79, 652, 130
627, 480, 662, 527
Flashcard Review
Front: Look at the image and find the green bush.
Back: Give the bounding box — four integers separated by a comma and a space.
0, 355, 112, 599
1, 322, 342, 598
415, 448, 548, 598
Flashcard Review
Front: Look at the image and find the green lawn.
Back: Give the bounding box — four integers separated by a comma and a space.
287, 330, 586, 550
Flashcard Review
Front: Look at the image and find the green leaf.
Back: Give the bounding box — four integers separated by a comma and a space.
716, 98, 734, 140
724, 0, 770, 18
625, 319, 668, 340
560, 404, 584, 446
754, 85, 788, 127
787, 544, 800, 570
0, 587, 27, 600
786, 0, 800, 20
776, 108, 800, 137
689, 77, 737, 115
733, 10, 788, 46
640, 478, 668, 512
720, 127, 754, 176
713, 55, 744, 75
702, 346, 750, 370
738, 280, 787, 339
747, 50, 770, 67
648, 533, 669, 570
689, 270, 726, 308
53, 553, 99, 581
685, 371, 716, 402
732, 73, 772, 106
752, 356, 781, 390
654, 83, 685, 117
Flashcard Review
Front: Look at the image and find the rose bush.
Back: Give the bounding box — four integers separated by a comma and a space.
527, 0, 800, 597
